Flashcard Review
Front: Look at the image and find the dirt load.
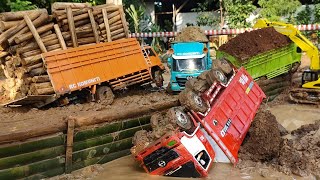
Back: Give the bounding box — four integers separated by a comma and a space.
175, 26, 208, 42
239, 109, 282, 162
219, 27, 291, 62
238, 109, 320, 177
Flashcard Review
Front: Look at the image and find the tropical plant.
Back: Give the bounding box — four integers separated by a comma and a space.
8, 0, 37, 11
126, 4, 145, 33
295, 4, 312, 25
223, 0, 256, 28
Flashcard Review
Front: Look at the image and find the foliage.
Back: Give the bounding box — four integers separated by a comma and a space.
150, 24, 163, 53
295, 5, 312, 25
223, 0, 256, 28
8, 0, 37, 11
126, 4, 145, 33
191, 2, 219, 27
258, 0, 301, 22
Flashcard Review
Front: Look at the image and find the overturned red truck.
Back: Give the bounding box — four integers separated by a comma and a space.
132, 60, 266, 177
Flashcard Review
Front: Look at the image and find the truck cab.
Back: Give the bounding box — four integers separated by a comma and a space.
168, 42, 212, 92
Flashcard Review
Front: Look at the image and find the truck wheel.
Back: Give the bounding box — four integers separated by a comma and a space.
167, 107, 192, 130
95, 86, 114, 105
153, 70, 164, 87
179, 89, 208, 113
206, 68, 228, 85
212, 59, 233, 74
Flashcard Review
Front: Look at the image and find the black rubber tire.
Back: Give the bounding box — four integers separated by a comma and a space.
95, 86, 114, 105
212, 58, 233, 74
153, 70, 164, 87
179, 89, 208, 113
167, 107, 192, 130
206, 68, 228, 85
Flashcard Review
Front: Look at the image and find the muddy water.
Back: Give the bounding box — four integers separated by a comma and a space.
91, 104, 319, 180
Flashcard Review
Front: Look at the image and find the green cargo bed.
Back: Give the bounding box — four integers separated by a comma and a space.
217, 43, 302, 79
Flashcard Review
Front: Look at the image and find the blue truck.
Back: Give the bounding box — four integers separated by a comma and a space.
167, 42, 212, 92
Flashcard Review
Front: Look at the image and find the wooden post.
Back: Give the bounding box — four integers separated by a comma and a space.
65, 118, 75, 174
102, 8, 112, 42
24, 15, 47, 53
54, 24, 67, 50
67, 7, 78, 47
88, 9, 100, 44
118, 7, 129, 37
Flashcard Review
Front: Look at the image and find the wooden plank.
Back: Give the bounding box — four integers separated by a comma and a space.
88, 9, 100, 44
65, 118, 75, 174
118, 7, 129, 37
67, 7, 78, 47
24, 15, 47, 53
102, 8, 112, 42
53, 24, 67, 50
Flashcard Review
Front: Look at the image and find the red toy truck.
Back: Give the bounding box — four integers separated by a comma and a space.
134, 66, 266, 177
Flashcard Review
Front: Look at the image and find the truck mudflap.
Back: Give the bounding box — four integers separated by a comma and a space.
2, 95, 57, 108
193, 67, 266, 164
134, 125, 215, 178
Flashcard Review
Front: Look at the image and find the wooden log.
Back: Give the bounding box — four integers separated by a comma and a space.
46, 44, 61, 52
32, 75, 50, 83
102, 9, 112, 42
8, 13, 49, 44
31, 82, 52, 89
62, 12, 89, 25
66, 37, 96, 46
108, 14, 121, 25
42, 34, 57, 42
17, 39, 58, 55
29, 67, 46, 76
62, 19, 91, 31
26, 62, 43, 72
34, 87, 55, 95
111, 32, 125, 40
97, 10, 119, 20
0, 20, 20, 32
99, 20, 121, 30
22, 49, 41, 58
111, 28, 124, 36
0, 9, 46, 21
22, 54, 42, 65
67, 7, 78, 47
0, 11, 41, 44
65, 118, 75, 173
110, 23, 123, 32
56, 8, 91, 21
88, 9, 100, 43
14, 23, 54, 44
52, 2, 91, 11
54, 24, 67, 50
119, 7, 129, 37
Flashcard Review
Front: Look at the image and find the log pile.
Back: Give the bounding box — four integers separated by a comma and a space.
0, 9, 60, 100
0, 2, 129, 102
52, 2, 129, 48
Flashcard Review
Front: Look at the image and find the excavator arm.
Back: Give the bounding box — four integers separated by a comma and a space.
254, 19, 320, 104
254, 19, 320, 71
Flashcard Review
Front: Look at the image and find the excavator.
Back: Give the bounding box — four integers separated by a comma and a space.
254, 19, 320, 104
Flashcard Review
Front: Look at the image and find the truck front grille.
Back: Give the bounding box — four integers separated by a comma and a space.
176, 77, 187, 87
143, 147, 179, 172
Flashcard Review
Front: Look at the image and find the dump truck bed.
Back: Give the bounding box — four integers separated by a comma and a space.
43, 38, 158, 95
217, 43, 301, 79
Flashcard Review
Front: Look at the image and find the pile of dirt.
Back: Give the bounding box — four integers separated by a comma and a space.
175, 26, 208, 42
238, 110, 320, 177
219, 27, 291, 63
239, 109, 282, 162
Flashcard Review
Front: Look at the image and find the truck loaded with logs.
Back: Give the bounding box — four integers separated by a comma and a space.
130, 60, 266, 177
3, 38, 164, 107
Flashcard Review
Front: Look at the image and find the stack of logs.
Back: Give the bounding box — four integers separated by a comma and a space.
53, 2, 129, 48
0, 2, 129, 101
0, 9, 62, 100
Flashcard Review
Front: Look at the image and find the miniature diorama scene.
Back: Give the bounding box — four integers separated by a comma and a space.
0, 0, 319, 180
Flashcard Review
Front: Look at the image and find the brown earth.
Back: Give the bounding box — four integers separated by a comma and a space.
238, 109, 320, 177
219, 27, 291, 62
239, 109, 282, 162
175, 26, 208, 42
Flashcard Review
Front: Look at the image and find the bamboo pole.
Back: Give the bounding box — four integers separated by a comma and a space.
88, 9, 100, 44
102, 8, 111, 42
53, 24, 67, 50
65, 118, 75, 174
67, 7, 78, 47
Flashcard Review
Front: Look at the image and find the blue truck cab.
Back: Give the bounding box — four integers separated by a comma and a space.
167, 41, 212, 92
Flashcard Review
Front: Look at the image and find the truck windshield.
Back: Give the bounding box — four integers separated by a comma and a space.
173, 57, 206, 71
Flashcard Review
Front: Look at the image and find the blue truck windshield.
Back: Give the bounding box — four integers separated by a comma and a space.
173, 57, 206, 71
